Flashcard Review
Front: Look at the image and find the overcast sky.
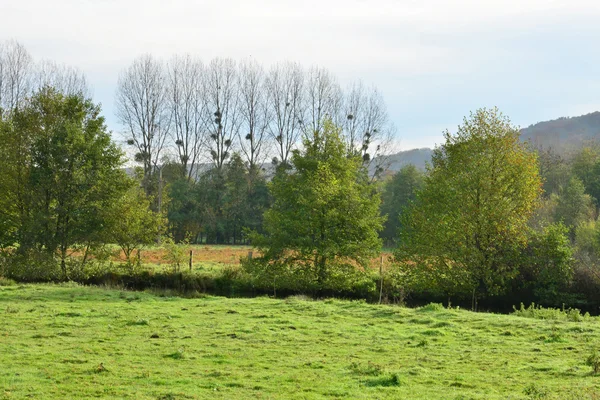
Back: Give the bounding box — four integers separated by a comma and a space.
1, 0, 599, 150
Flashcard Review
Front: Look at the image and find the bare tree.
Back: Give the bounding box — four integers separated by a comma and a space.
167, 54, 205, 180
238, 59, 269, 170
115, 54, 170, 182
0, 40, 33, 114
265, 61, 304, 166
34, 60, 90, 97
343, 82, 396, 178
302, 66, 343, 136
203, 58, 239, 170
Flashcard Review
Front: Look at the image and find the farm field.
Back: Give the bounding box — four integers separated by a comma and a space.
111, 244, 394, 272
1, 284, 600, 399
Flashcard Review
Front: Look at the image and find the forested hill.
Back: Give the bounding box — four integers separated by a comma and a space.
520, 111, 600, 153
383, 112, 600, 171
381, 148, 433, 172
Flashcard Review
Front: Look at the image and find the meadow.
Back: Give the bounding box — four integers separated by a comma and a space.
1, 283, 600, 399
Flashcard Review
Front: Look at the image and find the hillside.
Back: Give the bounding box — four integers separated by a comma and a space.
521, 112, 600, 153
381, 112, 600, 171
381, 147, 433, 172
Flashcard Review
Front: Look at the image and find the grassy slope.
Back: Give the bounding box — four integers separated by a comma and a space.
1, 284, 599, 399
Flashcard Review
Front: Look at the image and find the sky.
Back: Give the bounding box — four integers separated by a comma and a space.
1, 0, 600, 150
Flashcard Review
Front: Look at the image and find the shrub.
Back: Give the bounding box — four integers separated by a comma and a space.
162, 238, 189, 273
417, 303, 445, 312
1, 250, 61, 282
512, 303, 589, 321
0, 276, 16, 286
586, 349, 600, 374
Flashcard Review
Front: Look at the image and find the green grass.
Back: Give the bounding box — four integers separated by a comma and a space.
1, 284, 600, 399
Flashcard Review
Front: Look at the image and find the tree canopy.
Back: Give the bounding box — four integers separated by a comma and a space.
396, 108, 542, 301
249, 120, 384, 286
0, 88, 131, 276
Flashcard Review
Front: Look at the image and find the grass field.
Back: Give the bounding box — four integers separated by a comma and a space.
1, 284, 600, 399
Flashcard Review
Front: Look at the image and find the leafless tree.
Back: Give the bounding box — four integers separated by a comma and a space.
115, 54, 170, 181
238, 59, 269, 170
302, 66, 343, 136
265, 62, 304, 166
203, 58, 239, 170
167, 54, 205, 180
34, 60, 90, 97
0, 40, 33, 114
343, 82, 396, 178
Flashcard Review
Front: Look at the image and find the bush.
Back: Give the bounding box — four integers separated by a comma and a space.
586, 349, 600, 374
512, 303, 589, 321
418, 303, 445, 312
1, 250, 62, 282
162, 237, 189, 273
520, 224, 574, 306
0, 276, 16, 286
241, 256, 378, 299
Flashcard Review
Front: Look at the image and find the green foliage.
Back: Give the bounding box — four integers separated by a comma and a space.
190, 156, 270, 244
380, 165, 424, 245
105, 185, 164, 267
586, 349, 600, 374
537, 148, 571, 198
520, 223, 574, 305
571, 144, 600, 204
396, 108, 542, 300
417, 303, 445, 312
0, 88, 130, 278
167, 177, 201, 242
523, 383, 549, 400
553, 177, 594, 236
250, 120, 384, 289
512, 303, 589, 322
162, 236, 189, 273
0, 276, 16, 286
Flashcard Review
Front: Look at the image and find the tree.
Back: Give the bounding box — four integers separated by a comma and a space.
520, 223, 574, 305
250, 119, 384, 286
106, 185, 164, 267
537, 147, 570, 197
116, 54, 169, 188
3, 88, 130, 276
167, 177, 201, 243
238, 59, 269, 170
223, 153, 250, 244
302, 66, 342, 136
380, 165, 424, 245
553, 176, 595, 236
265, 62, 304, 166
0, 40, 33, 114
342, 82, 396, 178
204, 58, 239, 169
571, 144, 600, 204
34, 60, 89, 98
396, 108, 542, 304
166, 55, 205, 180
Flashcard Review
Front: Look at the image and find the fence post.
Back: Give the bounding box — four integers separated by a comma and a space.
189, 250, 193, 272
248, 251, 253, 260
